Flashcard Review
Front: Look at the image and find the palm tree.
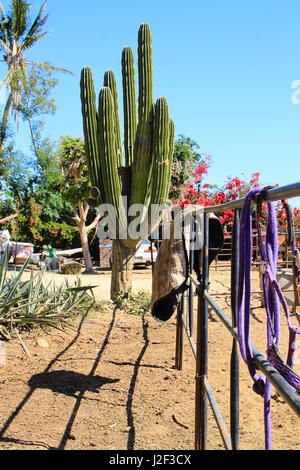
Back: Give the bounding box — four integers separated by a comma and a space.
0, 0, 71, 155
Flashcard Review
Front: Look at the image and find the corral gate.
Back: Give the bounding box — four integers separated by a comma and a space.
174, 182, 300, 450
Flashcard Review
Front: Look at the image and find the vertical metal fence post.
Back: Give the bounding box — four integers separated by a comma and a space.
175, 296, 184, 370
195, 212, 209, 450
230, 209, 240, 450
189, 217, 195, 337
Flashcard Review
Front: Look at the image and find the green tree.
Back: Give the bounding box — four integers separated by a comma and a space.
17, 62, 58, 160
1, 135, 79, 251
169, 134, 204, 201
59, 135, 101, 272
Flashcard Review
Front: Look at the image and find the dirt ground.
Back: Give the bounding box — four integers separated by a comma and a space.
0, 266, 299, 451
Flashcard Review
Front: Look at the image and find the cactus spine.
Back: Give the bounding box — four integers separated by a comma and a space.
80, 23, 175, 298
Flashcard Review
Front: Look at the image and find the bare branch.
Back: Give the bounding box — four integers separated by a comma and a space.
86, 213, 101, 233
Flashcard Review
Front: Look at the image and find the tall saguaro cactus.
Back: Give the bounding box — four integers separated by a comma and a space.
80, 23, 175, 299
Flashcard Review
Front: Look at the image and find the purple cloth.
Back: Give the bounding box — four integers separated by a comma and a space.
237, 188, 266, 394
237, 187, 300, 450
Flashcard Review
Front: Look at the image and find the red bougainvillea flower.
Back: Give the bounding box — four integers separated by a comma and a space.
226, 182, 235, 191
192, 162, 209, 184
178, 162, 299, 233
250, 172, 260, 186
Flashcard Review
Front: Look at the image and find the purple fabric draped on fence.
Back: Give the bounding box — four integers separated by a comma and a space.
237, 187, 300, 450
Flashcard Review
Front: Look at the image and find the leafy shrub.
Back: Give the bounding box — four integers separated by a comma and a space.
114, 290, 151, 317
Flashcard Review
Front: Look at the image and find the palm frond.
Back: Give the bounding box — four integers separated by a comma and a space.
0, 4, 13, 47
22, 0, 48, 45
12, 0, 29, 40
0, 37, 12, 53
21, 30, 49, 50
0, 3, 6, 18
30, 59, 75, 76
0, 64, 13, 91
0, 3, 9, 29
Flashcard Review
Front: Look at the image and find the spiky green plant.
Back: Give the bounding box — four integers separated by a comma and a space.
80, 23, 175, 299
0, 251, 95, 340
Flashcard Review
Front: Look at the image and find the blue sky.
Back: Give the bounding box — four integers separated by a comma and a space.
1, 0, 300, 206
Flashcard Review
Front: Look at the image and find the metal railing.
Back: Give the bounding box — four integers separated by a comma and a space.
174, 181, 300, 450
213, 231, 300, 271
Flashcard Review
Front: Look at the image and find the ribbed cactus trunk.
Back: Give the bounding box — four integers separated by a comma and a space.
122, 47, 137, 167
130, 23, 154, 209
80, 23, 175, 299
111, 240, 136, 300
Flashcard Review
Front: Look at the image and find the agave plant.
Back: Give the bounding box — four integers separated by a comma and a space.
0, 251, 95, 340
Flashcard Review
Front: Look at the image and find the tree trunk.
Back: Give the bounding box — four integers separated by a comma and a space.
111, 239, 137, 300
0, 92, 13, 202
74, 202, 100, 273
79, 224, 94, 273
0, 92, 13, 151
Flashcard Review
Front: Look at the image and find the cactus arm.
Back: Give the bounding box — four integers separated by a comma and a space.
130, 23, 154, 208
138, 23, 153, 123
148, 101, 175, 231
103, 70, 123, 167
166, 118, 175, 200
80, 67, 104, 201
150, 97, 171, 206
122, 47, 137, 167
97, 87, 127, 235
118, 166, 132, 198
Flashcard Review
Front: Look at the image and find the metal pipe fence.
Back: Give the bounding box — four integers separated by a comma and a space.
213, 230, 300, 271
174, 181, 300, 450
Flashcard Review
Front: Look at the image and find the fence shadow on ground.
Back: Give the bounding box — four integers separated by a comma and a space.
0, 309, 119, 450
0, 307, 152, 451
0, 314, 88, 449
126, 314, 150, 450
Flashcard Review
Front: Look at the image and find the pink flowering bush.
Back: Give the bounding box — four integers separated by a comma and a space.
177, 159, 300, 234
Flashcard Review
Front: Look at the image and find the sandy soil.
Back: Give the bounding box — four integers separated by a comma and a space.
0, 266, 299, 451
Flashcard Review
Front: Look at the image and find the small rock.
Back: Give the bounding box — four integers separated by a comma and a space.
36, 338, 49, 348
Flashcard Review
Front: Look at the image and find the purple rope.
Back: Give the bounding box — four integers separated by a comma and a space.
284, 201, 300, 284
237, 187, 300, 450
237, 188, 266, 394
257, 201, 300, 373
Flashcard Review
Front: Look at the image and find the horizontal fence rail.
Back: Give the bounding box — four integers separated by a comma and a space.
213, 231, 300, 272
175, 181, 300, 450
